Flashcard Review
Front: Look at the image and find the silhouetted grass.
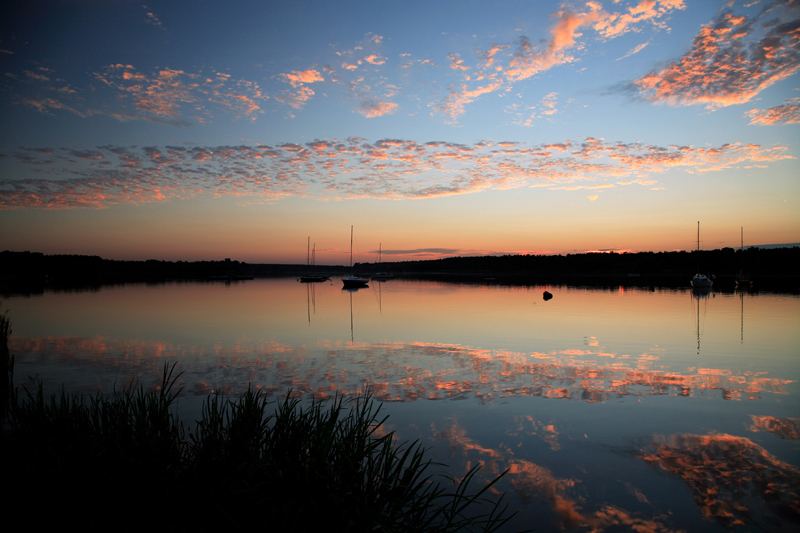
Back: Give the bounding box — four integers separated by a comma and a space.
1, 314, 516, 532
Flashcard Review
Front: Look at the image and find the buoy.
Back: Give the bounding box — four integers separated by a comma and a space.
543, 291, 553, 301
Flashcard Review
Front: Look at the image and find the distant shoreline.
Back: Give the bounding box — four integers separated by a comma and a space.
2, 247, 799, 295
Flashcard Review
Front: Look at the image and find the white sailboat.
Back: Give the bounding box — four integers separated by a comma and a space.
690, 221, 713, 289
342, 225, 369, 289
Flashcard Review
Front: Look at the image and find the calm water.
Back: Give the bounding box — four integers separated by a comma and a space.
5, 278, 799, 532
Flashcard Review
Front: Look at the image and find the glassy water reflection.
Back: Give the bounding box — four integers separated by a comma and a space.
5, 279, 799, 532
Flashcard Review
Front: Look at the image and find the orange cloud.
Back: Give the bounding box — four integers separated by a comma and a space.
279, 69, 324, 88
3, 137, 792, 209
357, 99, 398, 118
633, 4, 800, 109
431, 1, 684, 121
746, 97, 800, 125
88, 65, 266, 123
364, 54, 385, 65
275, 86, 315, 110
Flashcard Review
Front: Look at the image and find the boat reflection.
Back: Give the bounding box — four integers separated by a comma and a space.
692, 288, 712, 355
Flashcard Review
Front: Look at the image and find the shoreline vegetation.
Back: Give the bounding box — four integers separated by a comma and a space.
0, 312, 517, 532
2, 247, 799, 294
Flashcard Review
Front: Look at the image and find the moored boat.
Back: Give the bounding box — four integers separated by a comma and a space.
690, 222, 713, 288
735, 227, 753, 290
371, 243, 394, 280
342, 226, 369, 289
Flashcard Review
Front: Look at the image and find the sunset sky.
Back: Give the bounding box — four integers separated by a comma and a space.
1, 0, 798, 264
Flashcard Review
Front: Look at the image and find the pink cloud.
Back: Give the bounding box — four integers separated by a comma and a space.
364, 54, 385, 65
746, 97, 800, 125
431, 1, 684, 122
15, 64, 266, 124
276, 87, 316, 110
617, 42, 649, 61
279, 69, 324, 88
595, 0, 684, 39
632, 3, 800, 109
2, 137, 792, 209
357, 100, 398, 117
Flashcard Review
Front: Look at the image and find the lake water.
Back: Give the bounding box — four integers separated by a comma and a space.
4, 278, 799, 532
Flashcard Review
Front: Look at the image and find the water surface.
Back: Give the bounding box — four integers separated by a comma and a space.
5, 279, 799, 532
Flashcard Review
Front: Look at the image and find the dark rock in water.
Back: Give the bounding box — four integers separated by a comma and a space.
543, 291, 553, 301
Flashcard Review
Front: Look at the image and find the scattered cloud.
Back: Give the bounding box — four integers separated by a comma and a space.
632, 1, 800, 109
2, 2, 692, 125
13, 64, 267, 124
279, 69, 324, 88
357, 99, 398, 117
745, 97, 800, 125
364, 54, 386, 65
1, 137, 791, 209
142, 6, 165, 29
541, 92, 558, 115
428, 0, 685, 122
275, 86, 315, 110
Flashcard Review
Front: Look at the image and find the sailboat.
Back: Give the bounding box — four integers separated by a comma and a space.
342, 226, 369, 289
690, 221, 713, 289
371, 243, 394, 281
735, 227, 753, 290
299, 237, 330, 282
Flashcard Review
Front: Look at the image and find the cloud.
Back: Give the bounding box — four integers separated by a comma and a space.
364, 54, 385, 65
617, 42, 649, 61
433, 80, 504, 122
541, 92, 558, 115
379, 248, 461, 256
595, 0, 685, 39
279, 69, 324, 88
275, 86, 316, 110
142, 6, 164, 29
12, 64, 266, 124
430, 1, 685, 122
17, 96, 91, 118
1, 136, 792, 209
357, 99, 398, 118
746, 97, 800, 125
632, 2, 800, 109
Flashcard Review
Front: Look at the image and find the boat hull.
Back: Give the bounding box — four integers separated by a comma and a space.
691, 274, 713, 288
342, 276, 369, 288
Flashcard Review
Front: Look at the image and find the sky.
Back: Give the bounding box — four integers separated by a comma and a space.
1, 0, 798, 265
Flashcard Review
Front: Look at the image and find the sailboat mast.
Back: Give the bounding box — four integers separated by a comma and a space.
696, 221, 700, 270
740, 227, 744, 276
350, 225, 353, 269
307, 237, 310, 266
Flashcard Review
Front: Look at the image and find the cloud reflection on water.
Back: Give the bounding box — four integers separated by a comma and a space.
9, 330, 799, 532
641, 434, 800, 528
11, 336, 794, 403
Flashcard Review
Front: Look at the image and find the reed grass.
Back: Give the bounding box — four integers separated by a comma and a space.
1, 314, 517, 532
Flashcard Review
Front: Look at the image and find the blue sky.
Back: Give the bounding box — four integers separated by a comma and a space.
1, 0, 798, 263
